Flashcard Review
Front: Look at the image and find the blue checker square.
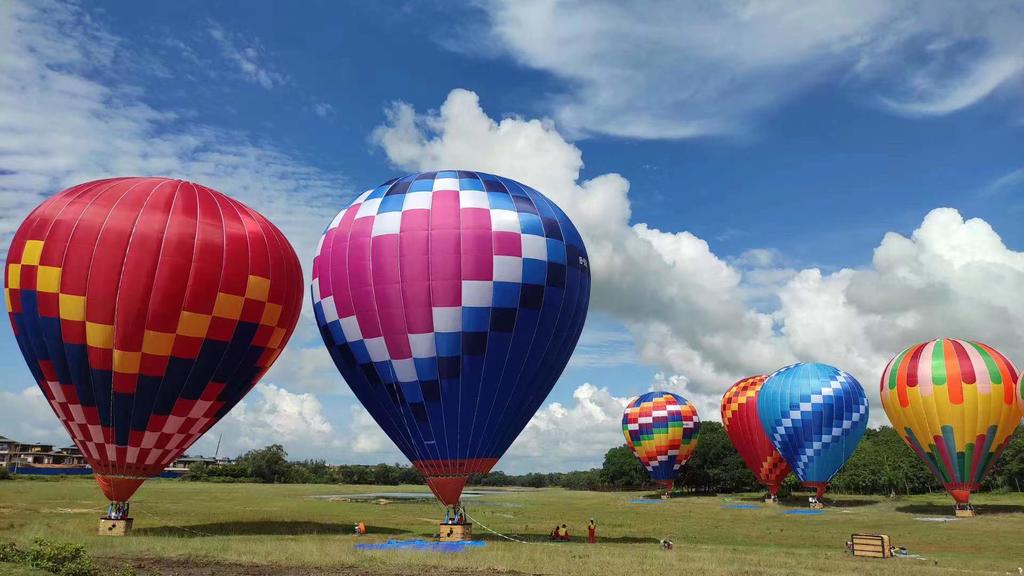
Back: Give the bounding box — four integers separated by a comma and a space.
546, 263, 566, 288
459, 177, 485, 191
378, 194, 406, 213
522, 258, 547, 285
490, 308, 517, 332
462, 307, 491, 332
546, 239, 566, 263
413, 358, 438, 380
518, 213, 544, 235
360, 363, 382, 386
462, 332, 488, 356
492, 282, 521, 307
519, 283, 545, 309
437, 170, 459, 179
421, 380, 441, 402
374, 361, 397, 383
401, 381, 423, 403
488, 191, 515, 210
409, 179, 434, 192
349, 340, 371, 363
542, 217, 563, 240
513, 195, 538, 214
437, 356, 461, 379
366, 184, 391, 200
435, 332, 462, 357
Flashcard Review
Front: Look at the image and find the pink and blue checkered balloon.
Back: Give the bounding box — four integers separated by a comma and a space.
311, 171, 590, 506
757, 362, 868, 498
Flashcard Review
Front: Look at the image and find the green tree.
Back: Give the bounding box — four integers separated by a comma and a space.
236, 444, 291, 483
599, 445, 650, 488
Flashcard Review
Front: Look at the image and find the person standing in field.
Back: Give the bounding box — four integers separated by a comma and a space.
587, 518, 596, 544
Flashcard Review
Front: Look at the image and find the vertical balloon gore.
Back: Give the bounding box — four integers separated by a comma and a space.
5, 177, 304, 504
880, 338, 1021, 507
312, 171, 591, 508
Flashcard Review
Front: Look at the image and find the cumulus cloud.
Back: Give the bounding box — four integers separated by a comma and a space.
502, 383, 628, 472
372, 89, 793, 398
0, 387, 70, 445
465, 0, 1024, 138
372, 88, 1024, 435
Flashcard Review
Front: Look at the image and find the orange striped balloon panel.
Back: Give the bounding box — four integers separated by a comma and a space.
5, 178, 303, 501
880, 338, 1022, 504
622, 391, 700, 484
721, 375, 790, 495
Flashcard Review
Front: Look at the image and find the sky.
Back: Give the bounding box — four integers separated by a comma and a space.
1, 0, 1022, 473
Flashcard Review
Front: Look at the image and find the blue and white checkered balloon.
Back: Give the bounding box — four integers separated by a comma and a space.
757, 363, 868, 494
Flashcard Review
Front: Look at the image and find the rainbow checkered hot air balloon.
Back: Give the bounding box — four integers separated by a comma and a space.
880, 339, 1022, 509
5, 178, 303, 506
621, 391, 700, 493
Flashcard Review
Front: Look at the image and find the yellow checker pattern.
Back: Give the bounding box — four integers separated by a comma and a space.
6, 241, 290, 380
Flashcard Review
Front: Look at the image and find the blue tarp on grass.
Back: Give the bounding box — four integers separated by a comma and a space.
722, 504, 759, 509
629, 499, 666, 504
784, 509, 824, 515
355, 539, 486, 553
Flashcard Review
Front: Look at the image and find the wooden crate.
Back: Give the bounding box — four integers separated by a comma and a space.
955, 507, 977, 518
851, 533, 891, 558
98, 518, 133, 537
438, 523, 472, 542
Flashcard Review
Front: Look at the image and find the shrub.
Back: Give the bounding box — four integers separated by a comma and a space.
0, 541, 26, 563
26, 538, 95, 576
0, 467, 12, 480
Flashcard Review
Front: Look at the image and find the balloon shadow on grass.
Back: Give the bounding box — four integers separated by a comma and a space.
135, 521, 410, 537
895, 503, 1024, 516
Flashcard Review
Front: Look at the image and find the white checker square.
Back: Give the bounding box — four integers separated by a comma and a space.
432, 177, 459, 191
432, 307, 462, 332
319, 295, 339, 323
141, 431, 160, 449
490, 209, 521, 233
409, 332, 436, 358
354, 189, 374, 203
166, 415, 185, 434
69, 404, 85, 423
522, 234, 547, 260
363, 336, 389, 362
329, 209, 346, 230
392, 358, 418, 382
462, 280, 493, 307
340, 316, 363, 342
371, 211, 402, 237
459, 189, 489, 209
492, 255, 522, 283
403, 191, 433, 211
355, 198, 381, 219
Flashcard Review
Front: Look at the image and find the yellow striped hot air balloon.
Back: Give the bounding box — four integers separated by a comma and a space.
880, 338, 1021, 508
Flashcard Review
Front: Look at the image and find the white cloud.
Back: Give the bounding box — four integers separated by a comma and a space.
190, 383, 335, 458
0, 0, 347, 268
372, 89, 793, 398
466, 0, 1024, 138
0, 387, 70, 446
502, 383, 628, 472
372, 89, 1024, 436
207, 20, 288, 89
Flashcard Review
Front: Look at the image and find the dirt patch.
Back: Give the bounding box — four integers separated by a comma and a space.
101, 557, 525, 576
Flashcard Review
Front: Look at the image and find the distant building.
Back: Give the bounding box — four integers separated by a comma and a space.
1, 433, 232, 477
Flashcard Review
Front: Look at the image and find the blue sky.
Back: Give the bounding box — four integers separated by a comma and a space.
1, 0, 1022, 472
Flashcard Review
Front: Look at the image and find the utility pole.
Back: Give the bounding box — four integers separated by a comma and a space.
214, 434, 222, 460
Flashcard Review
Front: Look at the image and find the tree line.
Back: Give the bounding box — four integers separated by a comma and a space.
183, 424, 1024, 495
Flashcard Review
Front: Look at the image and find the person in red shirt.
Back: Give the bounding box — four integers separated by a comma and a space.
587, 519, 596, 544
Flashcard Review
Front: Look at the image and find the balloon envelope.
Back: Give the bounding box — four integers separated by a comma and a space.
880, 338, 1021, 504
758, 363, 868, 497
5, 177, 303, 501
721, 375, 790, 496
621, 391, 700, 490
311, 170, 590, 506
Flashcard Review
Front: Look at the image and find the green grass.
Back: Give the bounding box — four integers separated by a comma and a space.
1, 477, 1023, 575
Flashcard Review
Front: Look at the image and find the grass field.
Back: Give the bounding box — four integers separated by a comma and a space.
1, 477, 1022, 575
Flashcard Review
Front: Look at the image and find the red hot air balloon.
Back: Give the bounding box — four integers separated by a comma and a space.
721, 375, 790, 499
5, 177, 303, 507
